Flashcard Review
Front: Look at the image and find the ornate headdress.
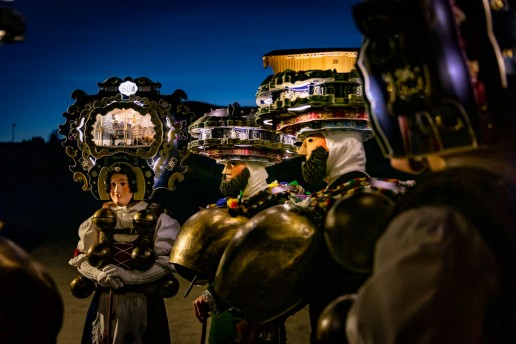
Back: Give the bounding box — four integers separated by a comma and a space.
255, 48, 373, 142
188, 102, 298, 166
59, 76, 191, 200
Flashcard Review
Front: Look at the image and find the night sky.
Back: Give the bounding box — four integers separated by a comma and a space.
0, 0, 362, 142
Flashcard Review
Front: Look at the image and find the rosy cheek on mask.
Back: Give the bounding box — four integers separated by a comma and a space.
298, 136, 328, 159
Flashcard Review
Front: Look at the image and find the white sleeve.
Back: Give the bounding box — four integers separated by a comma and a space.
153, 213, 180, 257
76, 260, 101, 280
69, 216, 98, 267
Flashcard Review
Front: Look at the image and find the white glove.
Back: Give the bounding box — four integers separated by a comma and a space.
108, 262, 173, 285
108, 266, 142, 285
78, 261, 123, 289
98, 264, 125, 289
89, 264, 123, 289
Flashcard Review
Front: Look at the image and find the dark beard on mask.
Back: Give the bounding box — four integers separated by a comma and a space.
220, 167, 251, 198
301, 146, 328, 192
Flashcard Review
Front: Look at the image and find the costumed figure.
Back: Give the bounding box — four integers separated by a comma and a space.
338, 0, 516, 343
69, 163, 180, 344
299, 130, 414, 344
60, 77, 189, 344
170, 103, 302, 344
212, 49, 414, 344
0, 234, 63, 344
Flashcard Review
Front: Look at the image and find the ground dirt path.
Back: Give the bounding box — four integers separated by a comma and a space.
31, 238, 311, 344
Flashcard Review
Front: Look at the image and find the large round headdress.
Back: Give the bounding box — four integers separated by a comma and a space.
188, 102, 298, 166
255, 48, 373, 142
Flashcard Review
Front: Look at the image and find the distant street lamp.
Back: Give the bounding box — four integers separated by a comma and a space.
12, 123, 16, 142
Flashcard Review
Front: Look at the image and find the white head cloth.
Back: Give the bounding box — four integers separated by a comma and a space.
242, 162, 269, 200
323, 131, 368, 186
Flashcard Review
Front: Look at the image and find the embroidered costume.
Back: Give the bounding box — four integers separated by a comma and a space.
70, 201, 180, 344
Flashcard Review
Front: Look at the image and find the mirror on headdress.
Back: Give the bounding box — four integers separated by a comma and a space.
91, 108, 156, 148
59, 76, 195, 199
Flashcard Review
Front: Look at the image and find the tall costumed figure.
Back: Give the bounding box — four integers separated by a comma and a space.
343, 0, 516, 343
59, 77, 191, 344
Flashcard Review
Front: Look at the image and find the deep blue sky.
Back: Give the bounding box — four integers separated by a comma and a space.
0, 0, 362, 142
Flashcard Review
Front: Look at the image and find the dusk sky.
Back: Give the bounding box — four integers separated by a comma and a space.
0, 0, 362, 142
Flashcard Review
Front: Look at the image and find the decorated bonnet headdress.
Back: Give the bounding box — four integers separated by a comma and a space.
59, 76, 191, 200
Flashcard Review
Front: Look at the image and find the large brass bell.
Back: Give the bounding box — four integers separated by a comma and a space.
324, 190, 395, 273
214, 204, 320, 326
86, 242, 112, 268
70, 275, 95, 299
133, 209, 157, 232
169, 207, 248, 285
156, 273, 180, 298
316, 294, 356, 344
92, 208, 116, 232
131, 246, 155, 271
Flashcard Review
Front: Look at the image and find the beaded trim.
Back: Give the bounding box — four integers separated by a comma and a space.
310, 177, 414, 213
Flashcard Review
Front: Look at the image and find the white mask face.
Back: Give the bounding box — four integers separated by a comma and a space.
109, 173, 134, 206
